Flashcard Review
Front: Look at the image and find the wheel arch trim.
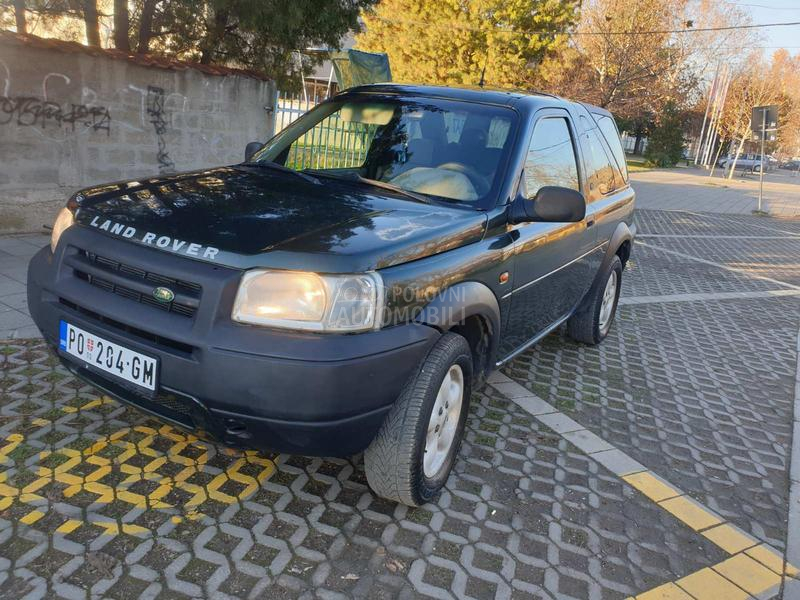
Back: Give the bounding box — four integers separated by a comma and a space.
414, 281, 502, 373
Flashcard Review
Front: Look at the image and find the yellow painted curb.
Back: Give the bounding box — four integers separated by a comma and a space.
635, 581, 694, 599
622, 471, 682, 503
675, 567, 750, 600
711, 553, 781, 597
701, 524, 758, 554
658, 496, 722, 532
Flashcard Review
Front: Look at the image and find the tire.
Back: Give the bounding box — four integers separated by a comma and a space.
567, 254, 622, 345
364, 332, 473, 506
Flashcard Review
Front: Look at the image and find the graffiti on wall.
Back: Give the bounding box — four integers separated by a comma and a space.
0, 96, 111, 134
146, 85, 175, 173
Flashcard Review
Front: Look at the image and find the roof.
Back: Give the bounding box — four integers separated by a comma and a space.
342, 83, 562, 107
0, 29, 272, 81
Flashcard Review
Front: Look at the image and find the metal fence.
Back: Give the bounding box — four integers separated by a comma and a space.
274, 90, 376, 171
274, 90, 320, 134
620, 131, 647, 154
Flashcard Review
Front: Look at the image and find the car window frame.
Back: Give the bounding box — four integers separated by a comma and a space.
518, 107, 584, 200
593, 113, 629, 183
574, 118, 624, 201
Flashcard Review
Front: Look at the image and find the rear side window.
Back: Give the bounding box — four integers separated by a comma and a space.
581, 128, 618, 197
524, 117, 580, 198
595, 115, 628, 181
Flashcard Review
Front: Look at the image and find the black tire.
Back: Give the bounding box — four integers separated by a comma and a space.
567, 255, 622, 345
364, 332, 473, 506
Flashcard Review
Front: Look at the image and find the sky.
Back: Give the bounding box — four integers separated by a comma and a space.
727, 0, 800, 56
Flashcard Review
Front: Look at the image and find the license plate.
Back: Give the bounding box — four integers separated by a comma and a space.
59, 321, 157, 391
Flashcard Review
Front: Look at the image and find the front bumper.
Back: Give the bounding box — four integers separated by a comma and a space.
27, 228, 439, 456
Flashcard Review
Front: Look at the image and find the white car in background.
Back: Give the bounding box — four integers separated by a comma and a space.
718, 153, 777, 172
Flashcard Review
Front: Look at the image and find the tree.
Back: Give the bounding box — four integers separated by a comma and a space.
716, 50, 800, 177
645, 102, 685, 166
355, 0, 579, 88
113, 0, 129, 50
82, 0, 101, 46
12, 0, 25, 33
124, 0, 375, 87
135, 0, 156, 53
0, 0, 371, 86
537, 0, 753, 123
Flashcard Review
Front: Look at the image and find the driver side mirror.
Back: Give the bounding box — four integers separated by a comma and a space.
509, 186, 586, 224
244, 141, 263, 162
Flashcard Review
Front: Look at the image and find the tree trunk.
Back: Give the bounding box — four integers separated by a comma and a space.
113, 0, 130, 51
634, 133, 643, 155
200, 8, 229, 64
709, 137, 725, 177
13, 0, 26, 34
137, 0, 156, 53
727, 134, 747, 180
83, 0, 101, 47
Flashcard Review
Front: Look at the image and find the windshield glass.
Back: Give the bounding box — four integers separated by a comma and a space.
254, 96, 518, 205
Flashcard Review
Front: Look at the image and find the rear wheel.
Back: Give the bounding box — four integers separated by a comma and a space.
364, 332, 472, 506
567, 255, 622, 345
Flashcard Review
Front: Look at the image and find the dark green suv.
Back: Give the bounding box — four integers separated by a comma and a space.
28, 84, 635, 506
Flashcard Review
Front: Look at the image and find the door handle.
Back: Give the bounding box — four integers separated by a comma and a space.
586, 219, 595, 227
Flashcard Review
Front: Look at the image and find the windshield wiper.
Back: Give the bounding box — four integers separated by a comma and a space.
302, 170, 431, 204
242, 160, 321, 185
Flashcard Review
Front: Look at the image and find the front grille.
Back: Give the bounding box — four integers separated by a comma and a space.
74, 250, 200, 318
59, 298, 194, 356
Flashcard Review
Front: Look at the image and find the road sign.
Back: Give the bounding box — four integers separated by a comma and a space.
752, 132, 777, 142
751, 105, 778, 134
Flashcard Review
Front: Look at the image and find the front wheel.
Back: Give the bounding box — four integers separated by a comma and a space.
364, 332, 472, 506
567, 255, 622, 345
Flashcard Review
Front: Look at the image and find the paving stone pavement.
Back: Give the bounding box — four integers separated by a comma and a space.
0, 233, 47, 341
0, 344, 726, 599
0, 209, 798, 599
631, 168, 800, 217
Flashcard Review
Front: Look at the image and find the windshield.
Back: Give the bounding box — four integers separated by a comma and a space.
254, 96, 518, 206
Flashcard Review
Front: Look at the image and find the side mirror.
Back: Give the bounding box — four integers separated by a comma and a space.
509, 186, 586, 224
244, 141, 263, 162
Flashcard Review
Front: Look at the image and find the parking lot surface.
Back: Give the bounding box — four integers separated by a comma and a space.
0, 208, 799, 599
632, 167, 800, 217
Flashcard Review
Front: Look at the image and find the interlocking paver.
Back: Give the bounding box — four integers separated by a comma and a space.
0, 341, 727, 599
0, 210, 797, 598
631, 167, 800, 217
506, 210, 800, 557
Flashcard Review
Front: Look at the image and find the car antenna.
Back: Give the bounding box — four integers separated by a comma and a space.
478, 57, 488, 88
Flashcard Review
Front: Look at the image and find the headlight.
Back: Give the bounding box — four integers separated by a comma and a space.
232, 270, 383, 332
50, 207, 74, 253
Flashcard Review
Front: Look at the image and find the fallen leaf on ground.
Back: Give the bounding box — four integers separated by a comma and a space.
385, 557, 404, 573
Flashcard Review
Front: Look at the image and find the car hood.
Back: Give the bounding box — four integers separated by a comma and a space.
72, 166, 488, 272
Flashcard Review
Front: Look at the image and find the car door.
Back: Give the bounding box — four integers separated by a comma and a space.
498, 109, 600, 359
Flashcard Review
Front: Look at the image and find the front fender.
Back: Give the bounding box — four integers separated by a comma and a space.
414, 281, 502, 368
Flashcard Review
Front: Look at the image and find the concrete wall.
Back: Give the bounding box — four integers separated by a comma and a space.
0, 39, 276, 233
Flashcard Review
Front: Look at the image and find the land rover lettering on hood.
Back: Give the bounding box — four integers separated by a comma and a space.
28, 84, 635, 506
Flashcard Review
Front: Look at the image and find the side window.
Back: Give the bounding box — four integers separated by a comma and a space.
581, 128, 617, 197
524, 117, 580, 198
596, 115, 628, 181
443, 111, 467, 143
